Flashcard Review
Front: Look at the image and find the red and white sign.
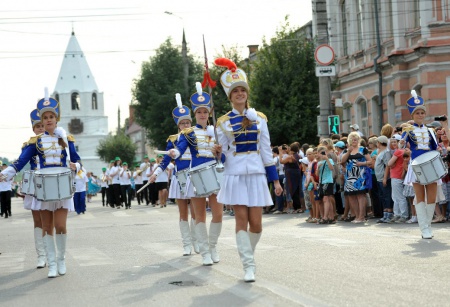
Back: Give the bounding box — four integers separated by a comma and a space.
314, 44, 335, 66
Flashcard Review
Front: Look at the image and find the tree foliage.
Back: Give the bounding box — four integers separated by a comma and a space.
132, 39, 203, 149
96, 133, 137, 166
250, 20, 319, 146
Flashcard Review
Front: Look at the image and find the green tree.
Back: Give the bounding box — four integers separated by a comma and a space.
250, 20, 319, 146
132, 39, 203, 149
96, 133, 137, 166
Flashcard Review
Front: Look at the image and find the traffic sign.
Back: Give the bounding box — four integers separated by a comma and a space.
315, 65, 336, 77
315, 45, 335, 66
328, 115, 340, 135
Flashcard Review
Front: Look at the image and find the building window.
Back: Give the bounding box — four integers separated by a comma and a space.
341, 1, 348, 56
55, 93, 60, 102
71, 92, 80, 110
343, 102, 352, 133
358, 99, 368, 136
387, 91, 396, 126
92, 93, 98, 110
356, 0, 364, 50
412, 0, 420, 29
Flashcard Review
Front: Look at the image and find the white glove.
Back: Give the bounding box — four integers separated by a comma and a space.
245, 108, 258, 121
54, 127, 67, 139
206, 125, 215, 138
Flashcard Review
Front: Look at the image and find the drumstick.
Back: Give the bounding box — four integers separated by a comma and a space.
154, 150, 169, 155
137, 180, 151, 194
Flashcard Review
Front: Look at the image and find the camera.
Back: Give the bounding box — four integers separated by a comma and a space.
395, 127, 402, 132
435, 115, 447, 122
321, 152, 326, 156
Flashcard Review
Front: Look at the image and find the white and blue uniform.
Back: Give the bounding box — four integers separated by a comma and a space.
154, 134, 192, 199
216, 109, 278, 207
403, 123, 438, 185
3, 132, 81, 211
173, 124, 226, 198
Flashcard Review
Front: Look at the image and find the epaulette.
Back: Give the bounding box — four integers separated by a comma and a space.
217, 111, 231, 127
21, 142, 28, 149
27, 135, 40, 144
67, 134, 75, 142
167, 134, 178, 143
402, 125, 414, 133
180, 127, 194, 135
257, 111, 268, 122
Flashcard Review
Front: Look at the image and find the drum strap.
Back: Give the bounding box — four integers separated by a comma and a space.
428, 128, 438, 147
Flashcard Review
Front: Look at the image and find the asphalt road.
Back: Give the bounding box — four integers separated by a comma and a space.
1, 196, 450, 307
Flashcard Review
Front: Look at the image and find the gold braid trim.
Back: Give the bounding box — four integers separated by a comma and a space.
68, 134, 75, 142
257, 111, 267, 122
167, 134, 178, 143
216, 111, 231, 127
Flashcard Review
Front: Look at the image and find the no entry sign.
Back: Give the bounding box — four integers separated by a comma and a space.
315, 44, 335, 66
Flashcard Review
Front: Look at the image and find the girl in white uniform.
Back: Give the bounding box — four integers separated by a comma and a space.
149, 94, 198, 256
2, 94, 81, 278
167, 87, 226, 266
214, 58, 282, 282
401, 90, 439, 239
23, 109, 47, 268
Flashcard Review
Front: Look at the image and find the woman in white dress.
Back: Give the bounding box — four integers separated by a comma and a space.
214, 58, 282, 282
1, 94, 81, 278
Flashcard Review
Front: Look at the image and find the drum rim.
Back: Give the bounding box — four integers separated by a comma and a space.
35, 167, 72, 175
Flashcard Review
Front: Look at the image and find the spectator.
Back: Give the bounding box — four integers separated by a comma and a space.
387, 134, 409, 223
341, 132, 372, 223
374, 136, 394, 223
350, 124, 364, 137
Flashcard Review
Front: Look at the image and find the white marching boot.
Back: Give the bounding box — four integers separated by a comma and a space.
55, 234, 67, 275
43, 234, 57, 278
190, 218, 200, 254
426, 203, 436, 238
195, 222, 213, 266
179, 220, 193, 256
236, 230, 256, 282
209, 222, 222, 263
34, 227, 46, 269
416, 202, 432, 239
248, 231, 261, 252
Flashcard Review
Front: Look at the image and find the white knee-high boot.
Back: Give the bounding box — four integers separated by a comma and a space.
416, 202, 432, 239
190, 218, 199, 254
34, 227, 46, 269
209, 222, 222, 263
236, 230, 255, 282
43, 234, 57, 278
426, 203, 436, 238
179, 220, 192, 256
195, 222, 213, 266
55, 234, 67, 275
248, 231, 261, 252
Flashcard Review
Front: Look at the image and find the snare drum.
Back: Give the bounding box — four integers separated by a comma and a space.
21, 170, 35, 196
188, 161, 223, 197
175, 168, 189, 195
34, 167, 74, 201
411, 151, 448, 185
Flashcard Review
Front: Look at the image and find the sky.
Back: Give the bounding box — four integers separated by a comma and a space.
0, 0, 312, 161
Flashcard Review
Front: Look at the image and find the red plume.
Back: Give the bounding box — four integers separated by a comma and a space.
214, 58, 237, 72
201, 71, 217, 88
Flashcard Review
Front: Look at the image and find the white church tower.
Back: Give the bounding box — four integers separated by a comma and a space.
52, 31, 108, 174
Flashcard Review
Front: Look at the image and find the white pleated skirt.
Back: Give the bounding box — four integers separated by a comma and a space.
23, 195, 33, 210
217, 173, 273, 207
31, 198, 42, 211
168, 176, 189, 200
39, 198, 74, 212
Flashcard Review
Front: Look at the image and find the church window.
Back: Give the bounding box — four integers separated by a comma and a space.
92, 93, 98, 110
71, 92, 80, 110
55, 93, 59, 102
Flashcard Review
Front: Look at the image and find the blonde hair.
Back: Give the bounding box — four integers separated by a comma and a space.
306, 148, 314, 155
347, 132, 361, 145
381, 124, 394, 138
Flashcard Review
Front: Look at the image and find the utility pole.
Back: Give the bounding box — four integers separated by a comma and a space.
313, 0, 332, 138
117, 106, 121, 134
182, 29, 189, 97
